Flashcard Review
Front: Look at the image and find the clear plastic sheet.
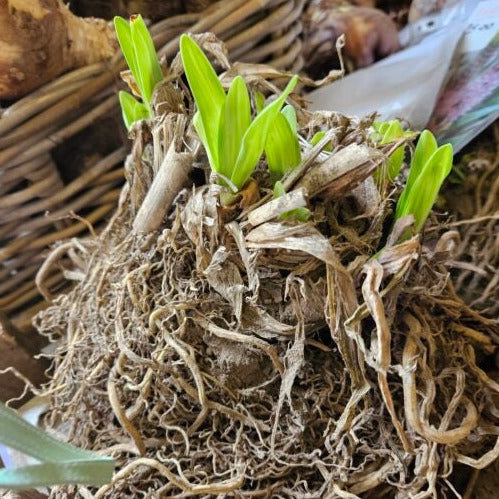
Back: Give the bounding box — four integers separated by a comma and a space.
308, 0, 499, 151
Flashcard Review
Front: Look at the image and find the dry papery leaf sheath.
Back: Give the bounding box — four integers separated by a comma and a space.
35, 47, 499, 498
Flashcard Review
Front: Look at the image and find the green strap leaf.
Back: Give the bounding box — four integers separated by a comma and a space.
231, 75, 298, 189
130, 14, 163, 104
193, 110, 212, 168
219, 76, 251, 179
0, 402, 114, 490
180, 34, 226, 172
265, 112, 301, 179
373, 120, 390, 136
405, 129, 438, 192
373, 120, 408, 182
114, 17, 138, 87
281, 105, 298, 134
380, 120, 404, 145
273, 180, 286, 198
396, 143, 453, 233
310, 131, 325, 146
119, 91, 150, 130
385, 145, 405, 181
396, 130, 438, 219
310, 131, 333, 152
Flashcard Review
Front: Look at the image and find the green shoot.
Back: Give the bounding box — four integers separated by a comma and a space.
220, 76, 251, 179
180, 34, 298, 191
395, 130, 453, 235
118, 91, 150, 130
281, 104, 298, 133
179, 34, 226, 174
230, 78, 298, 189
273, 181, 310, 222
265, 105, 301, 180
310, 131, 333, 152
372, 120, 414, 182
0, 401, 114, 489
114, 15, 163, 130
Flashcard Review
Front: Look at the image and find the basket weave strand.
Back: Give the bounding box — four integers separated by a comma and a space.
0, 0, 304, 330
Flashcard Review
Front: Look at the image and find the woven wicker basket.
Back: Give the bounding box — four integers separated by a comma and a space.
0, 0, 305, 332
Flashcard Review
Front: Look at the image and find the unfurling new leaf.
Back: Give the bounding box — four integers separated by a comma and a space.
114, 15, 163, 130
372, 120, 414, 182
180, 34, 299, 191
265, 106, 301, 179
395, 130, 453, 236
228, 75, 298, 189
273, 181, 310, 222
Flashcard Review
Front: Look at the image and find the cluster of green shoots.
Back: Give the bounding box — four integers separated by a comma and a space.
114, 16, 303, 204
371, 120, 415, 182
394, 129, 453, 235
114, 16, 453, 236
179, 34, 300, 192
372, 119, 453, 237
114, 15, 163, 130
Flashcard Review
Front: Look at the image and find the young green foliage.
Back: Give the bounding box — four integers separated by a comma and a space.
395, 130, 453, 235
265, 105, 301, 180
0, 401, 114, 489
220, 76, 251, 179
281, 104, 298, 133
118, 91, 150, 130
179, 34, 226, 174
230, 78, 298, 188
372, 120, 414, 182
114, 15, 163, 130
310, 131, 333, 152
273, 181, 310, 222
180, 34, 298, 191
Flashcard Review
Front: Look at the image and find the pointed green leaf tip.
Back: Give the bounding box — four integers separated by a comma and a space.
395, 131, 453, 235
230, 75, 299, 189
219, 76, 251, 178
265, 106, 301, 179
130, 14, 163, 103
180, 34, 300, 192
372, 119, 414, 182
180, 34, 226, 173
310, 131, 333, 151
114, 15, 163, 129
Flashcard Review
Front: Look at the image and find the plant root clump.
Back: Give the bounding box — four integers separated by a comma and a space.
35, 81, 498, 499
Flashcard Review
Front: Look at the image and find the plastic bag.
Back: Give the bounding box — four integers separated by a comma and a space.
308, 0, 499, 151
